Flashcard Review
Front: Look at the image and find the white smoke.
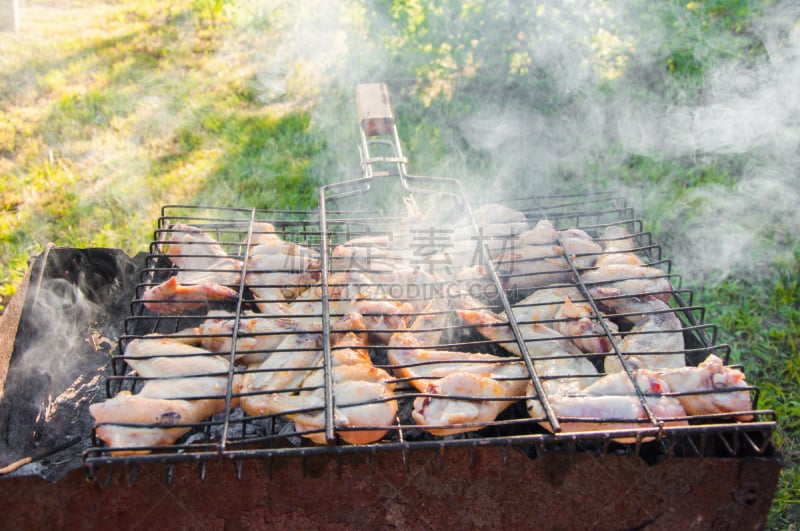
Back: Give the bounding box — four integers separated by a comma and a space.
219, 0, 800, 280
612, 2, 800, 279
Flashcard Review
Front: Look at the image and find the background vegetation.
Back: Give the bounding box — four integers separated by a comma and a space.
1, 0, 797, 526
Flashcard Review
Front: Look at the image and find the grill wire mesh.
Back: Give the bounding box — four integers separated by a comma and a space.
83, 83, 775, 475
83, 192, 776, 473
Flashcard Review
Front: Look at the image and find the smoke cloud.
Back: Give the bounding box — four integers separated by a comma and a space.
222, 0, 800, 282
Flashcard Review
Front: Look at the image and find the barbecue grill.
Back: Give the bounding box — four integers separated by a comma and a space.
0, 83, 782, 529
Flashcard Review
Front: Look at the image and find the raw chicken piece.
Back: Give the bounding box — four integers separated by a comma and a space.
658, 354, 753, 420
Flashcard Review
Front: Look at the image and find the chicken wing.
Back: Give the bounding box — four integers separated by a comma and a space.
285, 324, 398, 445
412, 370, 527, 436
582, 263, 673, 302
494, 244, 573, 291
658, 354, 753, 420
595, 225, 645, 267
197, 310, 310, 365
527, 368, 687, 439
90, 336, 241, 453
240, 313, 396, 444
456, 303, 598, 395
595, 289, 686, 372
142, 276, 239, 315
553, 297, 615, 354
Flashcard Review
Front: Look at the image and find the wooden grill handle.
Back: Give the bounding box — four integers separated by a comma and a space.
356, 83, 395, 137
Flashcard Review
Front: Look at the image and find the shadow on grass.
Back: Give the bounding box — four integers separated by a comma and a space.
194, 111, 323, 211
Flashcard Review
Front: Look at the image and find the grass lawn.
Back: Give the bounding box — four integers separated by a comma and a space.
1, 0, 798, 526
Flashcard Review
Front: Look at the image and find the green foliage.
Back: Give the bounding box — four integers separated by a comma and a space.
192, 0, 229, 27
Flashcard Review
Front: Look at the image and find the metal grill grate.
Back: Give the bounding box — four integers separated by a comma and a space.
83, 84, 776, 475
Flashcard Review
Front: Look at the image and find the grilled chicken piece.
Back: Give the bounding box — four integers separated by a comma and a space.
388, 299, 528, 435
240, 327, 324, 417
89, 336, 241, 453
142, 276, 239, 315
279, 271, 415, 339
163, 222, 230, 266
246, 238, 320, 313
553, 297, 616, 354
582, 263, 673, 302
330, 244, 404, 275
515, 219, 558, 245
412, 370, 527, 436
504, 285, 614, 354
198, 311, 310, 365
505, 285, 584, 324
123, 337, 241, 412
494, 243, 573, 290
456, 301, 598, 395
89, 393, 195, 452
595, 225, 646, 267
387, 298, 450, 385
472, 203, 529, 226
595, 288, 686, 372
527, 368, 687, 438
241, 313, 396, 444
285, 321, 398, 445
513, 220, 601, 270
658, 354, 753, 420
560, 235, 603, 270
142, 223, 244, 315
162, 222, 244, 286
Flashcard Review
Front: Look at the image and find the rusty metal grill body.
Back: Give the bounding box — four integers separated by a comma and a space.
83, 85, 776, 477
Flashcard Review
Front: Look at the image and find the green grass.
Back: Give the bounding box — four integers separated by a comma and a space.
698, 268, 800, 528
1, 0, 797, 526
